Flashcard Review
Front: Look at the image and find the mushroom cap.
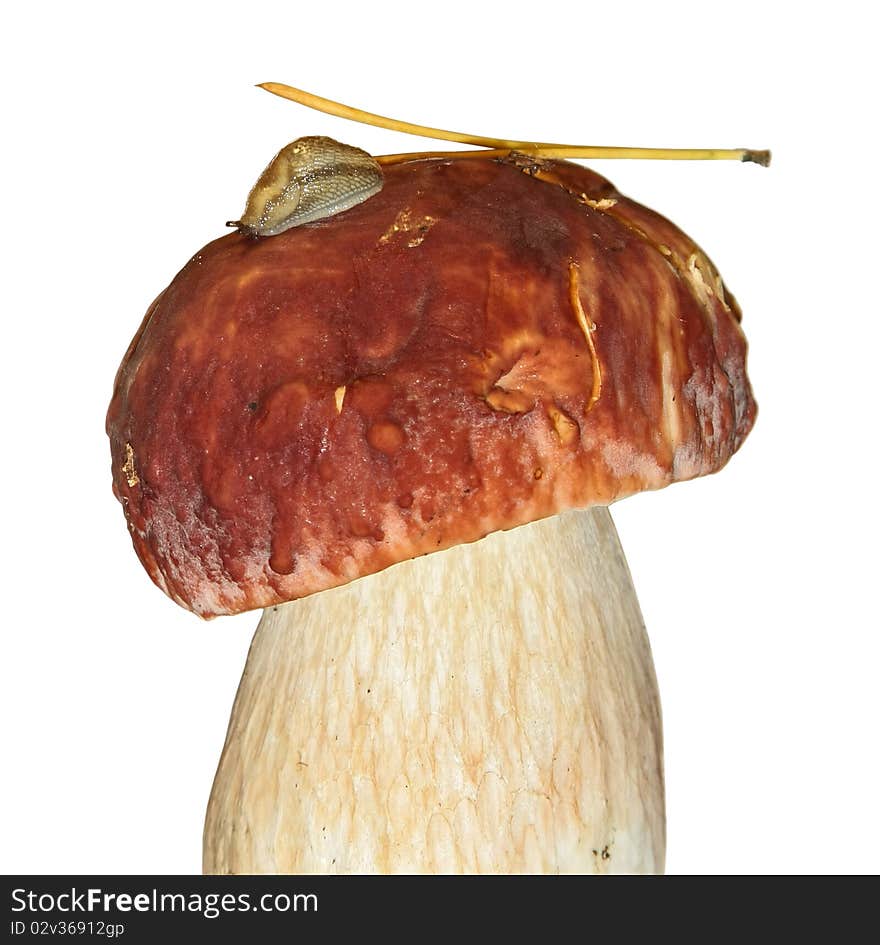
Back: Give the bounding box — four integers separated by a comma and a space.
107, 155, 756, 617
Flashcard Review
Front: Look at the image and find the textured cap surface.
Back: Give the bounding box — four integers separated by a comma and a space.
107, 155, 756, 617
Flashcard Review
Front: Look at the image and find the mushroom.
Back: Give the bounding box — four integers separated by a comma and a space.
107, 146, 755, 874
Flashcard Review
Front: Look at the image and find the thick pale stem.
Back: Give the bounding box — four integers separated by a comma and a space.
204, 508, 665, 874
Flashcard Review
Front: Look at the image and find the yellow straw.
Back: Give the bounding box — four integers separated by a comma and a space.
258, 82, 770, 166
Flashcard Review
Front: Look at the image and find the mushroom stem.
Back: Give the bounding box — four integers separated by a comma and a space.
203, 507, 665, 874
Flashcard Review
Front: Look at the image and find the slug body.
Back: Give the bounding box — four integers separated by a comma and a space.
233, 136, 384, 237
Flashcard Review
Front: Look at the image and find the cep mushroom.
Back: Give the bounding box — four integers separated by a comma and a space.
107, 100, 757, 873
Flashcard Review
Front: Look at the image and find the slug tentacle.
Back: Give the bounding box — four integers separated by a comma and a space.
234, 135, 384, 237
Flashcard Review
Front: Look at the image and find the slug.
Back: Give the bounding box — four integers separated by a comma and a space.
229, 136, 384, 237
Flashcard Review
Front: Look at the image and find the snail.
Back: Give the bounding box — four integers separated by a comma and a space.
229, 83, 770, 237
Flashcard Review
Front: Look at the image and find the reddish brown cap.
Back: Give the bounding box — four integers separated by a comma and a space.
107, 155, 755, 617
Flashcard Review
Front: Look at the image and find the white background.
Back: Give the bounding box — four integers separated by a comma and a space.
2, 1, 877, 875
